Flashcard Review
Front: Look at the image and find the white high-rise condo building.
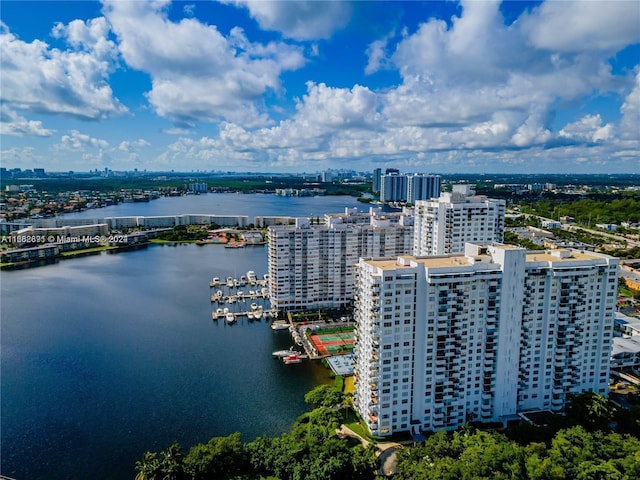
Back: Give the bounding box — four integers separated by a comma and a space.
268, 215, 413, 312
353, 244, 618, 436
413, 185, 505, 256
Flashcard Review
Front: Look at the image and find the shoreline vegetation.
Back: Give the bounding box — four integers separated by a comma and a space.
134, 385, 640, 480
0, 226, 265, 269
0, 242, 150, 269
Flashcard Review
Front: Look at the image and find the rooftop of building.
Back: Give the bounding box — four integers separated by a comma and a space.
362, 245, 613, 271
612, 336, 640, 356
525, 250, 601, 263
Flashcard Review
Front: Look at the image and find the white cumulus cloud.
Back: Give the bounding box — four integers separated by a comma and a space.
0, 19, 126, 123
520, 1, 640, 53
222, 0, 351, 40
103, 0, 306, 127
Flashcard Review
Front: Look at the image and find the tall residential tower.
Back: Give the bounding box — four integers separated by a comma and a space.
353, 245, 618, 436
413, 185, 505, 256
268, 213, 413, 312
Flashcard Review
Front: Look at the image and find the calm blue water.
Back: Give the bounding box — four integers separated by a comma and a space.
59, 192, 369, 221
1, 194, 363, 480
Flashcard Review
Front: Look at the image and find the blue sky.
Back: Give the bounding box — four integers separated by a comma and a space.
1, 1, 639, 174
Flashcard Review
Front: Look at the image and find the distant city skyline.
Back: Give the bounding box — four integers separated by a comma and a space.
1, 1, 639, 174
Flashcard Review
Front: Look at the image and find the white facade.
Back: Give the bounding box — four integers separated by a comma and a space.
353, 245, 618, 436
413, 186, 505, 256
541, 220, 562, 229
324, 207, 414, 228
255, 216, 294, 227
267, 219, 413, 312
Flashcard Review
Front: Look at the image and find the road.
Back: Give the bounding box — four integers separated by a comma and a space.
562, 224, 640, 248
507, 209, 640, 248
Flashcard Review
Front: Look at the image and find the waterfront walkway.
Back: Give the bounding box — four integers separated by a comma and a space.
336, 424, 401, 477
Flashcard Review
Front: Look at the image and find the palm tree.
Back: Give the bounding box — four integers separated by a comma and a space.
135, 451, 160, 480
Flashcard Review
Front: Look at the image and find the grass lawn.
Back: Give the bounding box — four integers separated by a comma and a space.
343, 410, 386, 443
60, 246, 116, 256
343, 376, 355, 395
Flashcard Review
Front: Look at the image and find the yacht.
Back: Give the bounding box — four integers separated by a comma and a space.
270, 321, 289, 331
226, 313, 236, 324
272, 347, 302, 358
247, 271, 257, 285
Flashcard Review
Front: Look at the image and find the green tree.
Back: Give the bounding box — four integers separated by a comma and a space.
575, 460, 624, 480
159, 443, 187, 480
304, 384, 345, 409
565, 392, 617, 432
184, 432, 248, 480
135, 451, 161, 480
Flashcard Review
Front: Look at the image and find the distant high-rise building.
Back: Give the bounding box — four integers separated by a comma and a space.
353, 244, 618, 436
413, 185, 505, 256
321, 170, 333, 183
188, 182, 208, 193
268, 214, 413, 312
372, 168, 382, 194
407, 174, 441, 204
380, 172, 408, 202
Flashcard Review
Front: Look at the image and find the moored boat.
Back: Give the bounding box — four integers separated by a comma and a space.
270, 321, 289, 331
283, 354, 302, 364
226, 313, 236, 324
272, 347, 302, 358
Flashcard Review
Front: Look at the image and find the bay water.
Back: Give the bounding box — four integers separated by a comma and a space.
1, 194, 364, 480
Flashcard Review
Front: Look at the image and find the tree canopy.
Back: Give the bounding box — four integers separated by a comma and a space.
135, 389, 639, 480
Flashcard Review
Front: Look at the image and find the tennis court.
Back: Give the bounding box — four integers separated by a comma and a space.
309, 328, 355, 356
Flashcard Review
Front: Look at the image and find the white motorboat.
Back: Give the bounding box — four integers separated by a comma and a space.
270, 322, 289, 331
272, 347, 302, 358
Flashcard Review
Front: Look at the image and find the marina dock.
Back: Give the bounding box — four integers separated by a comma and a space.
209, 271, 276, 323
